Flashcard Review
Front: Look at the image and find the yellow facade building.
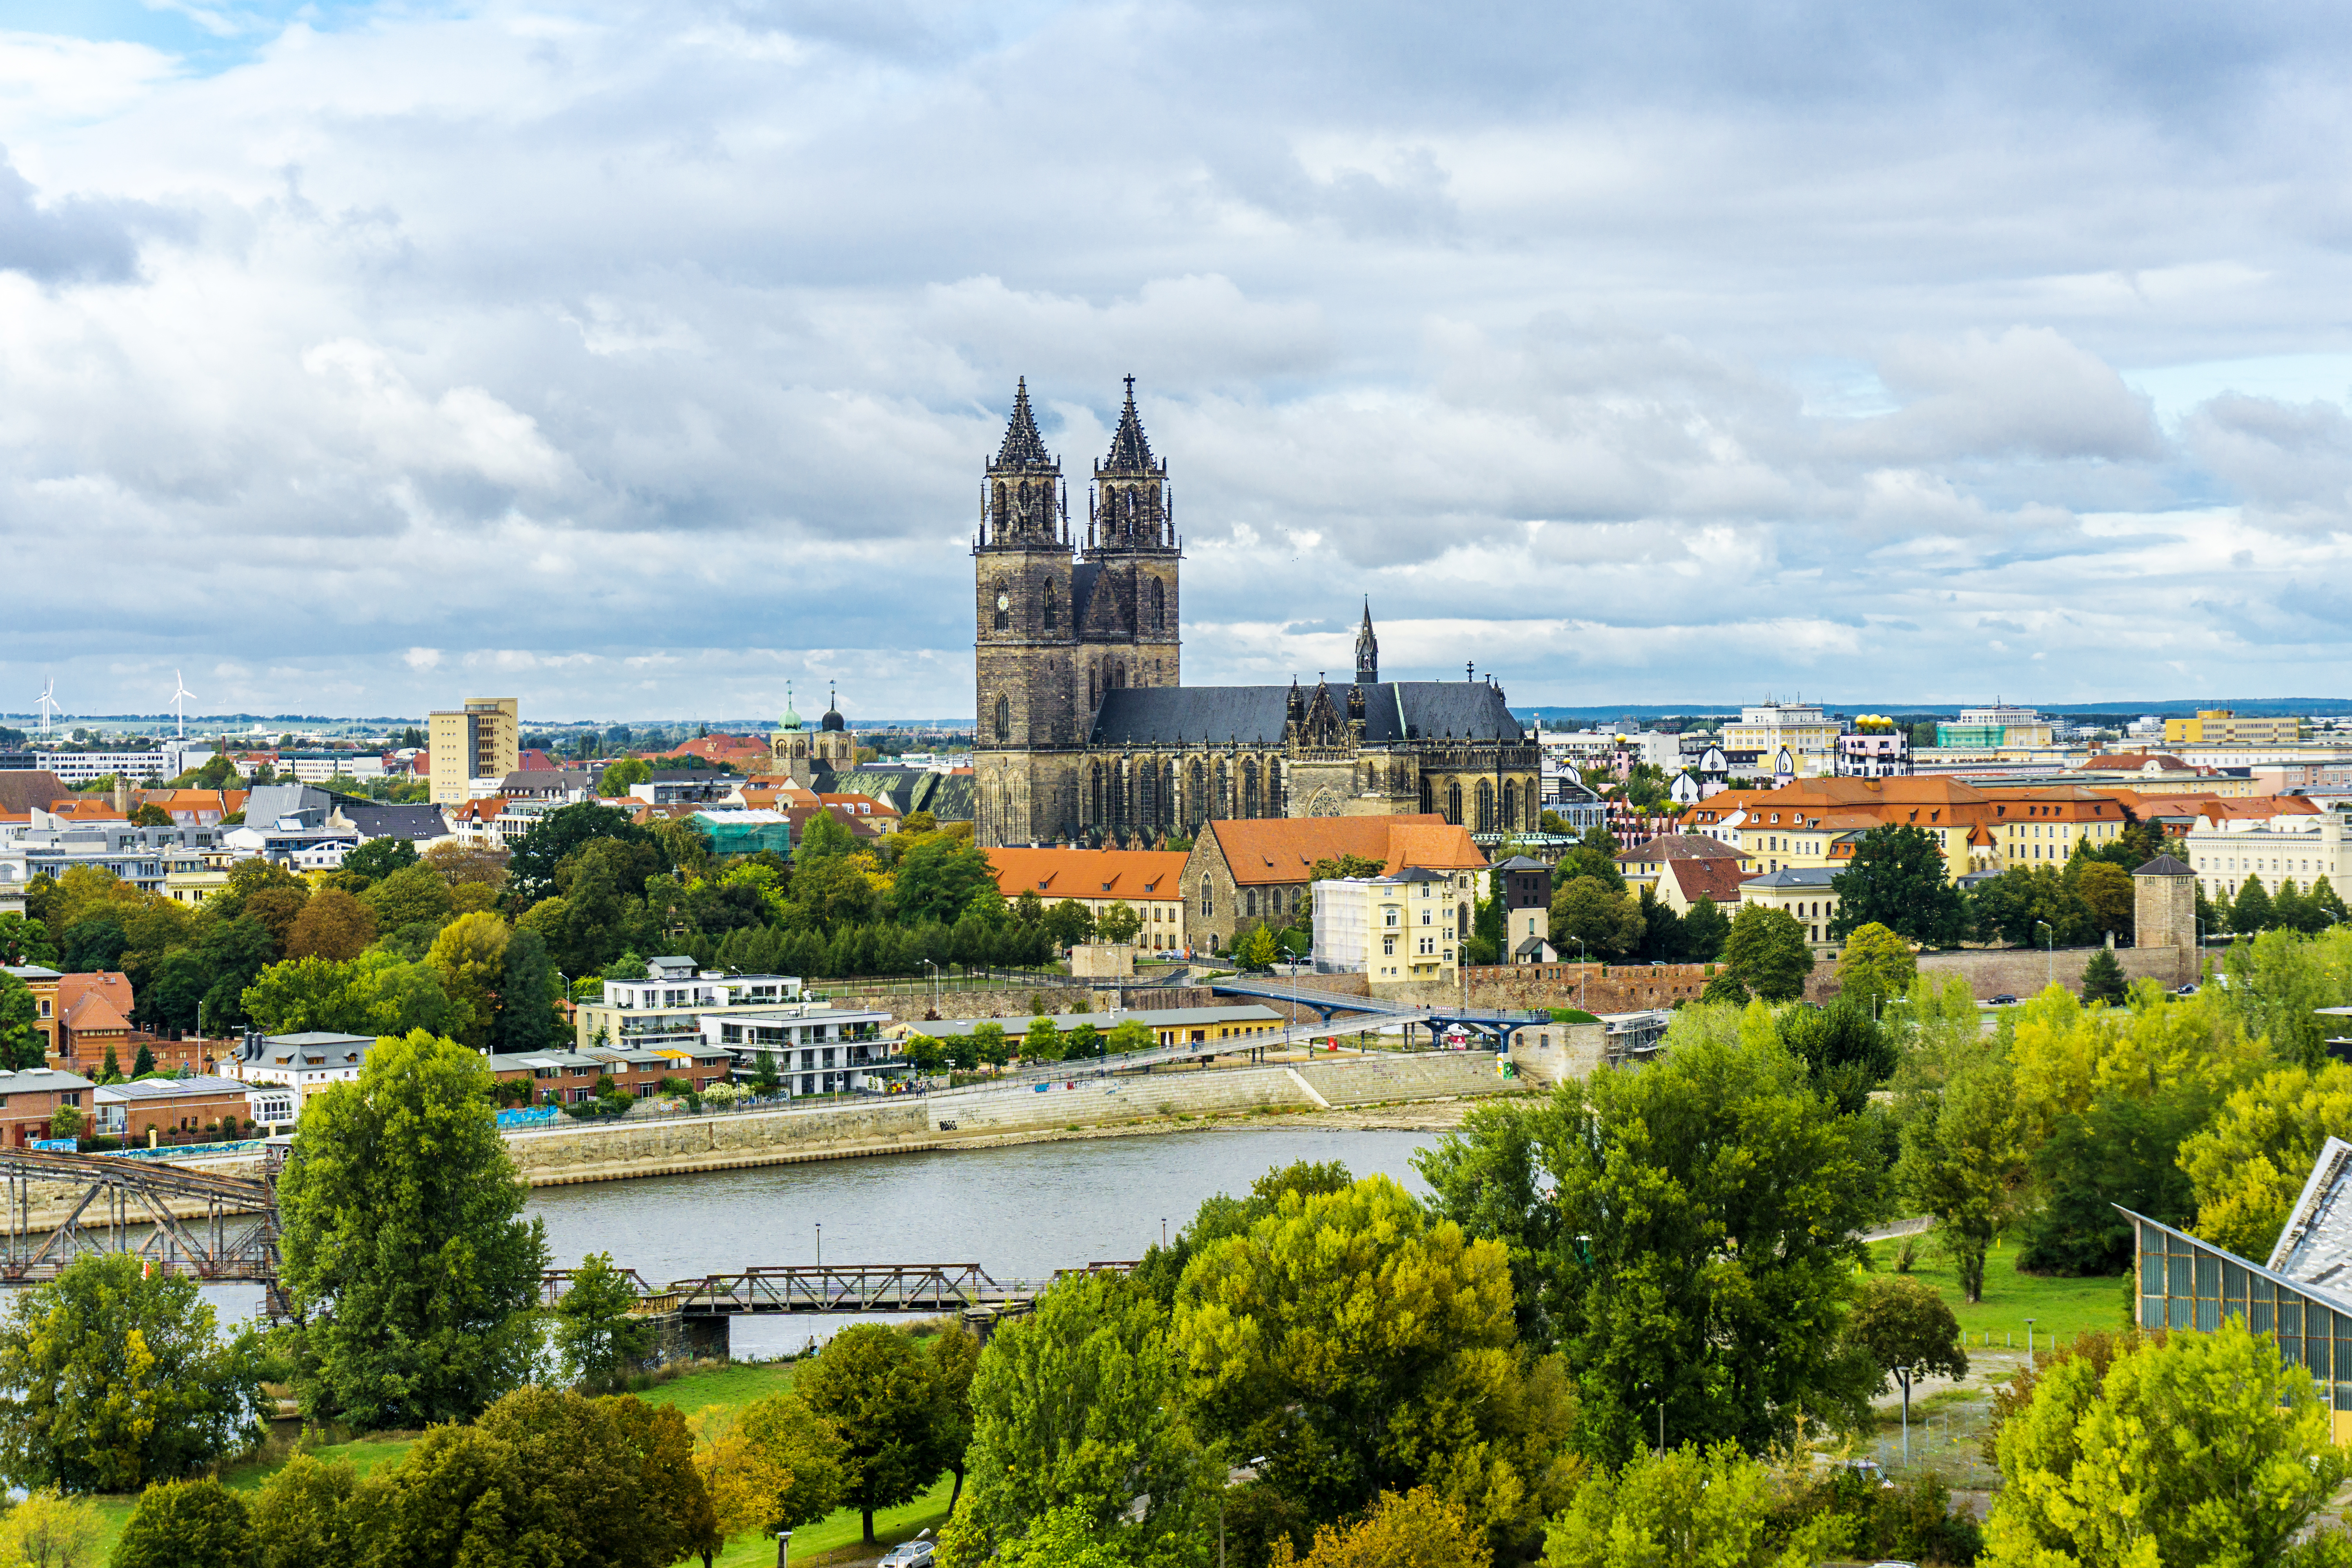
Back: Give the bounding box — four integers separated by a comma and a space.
428, 698, 519, 808
2165, 710, 2301, 746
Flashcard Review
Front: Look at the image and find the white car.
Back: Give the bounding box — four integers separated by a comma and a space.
878, 1542, 936, 1568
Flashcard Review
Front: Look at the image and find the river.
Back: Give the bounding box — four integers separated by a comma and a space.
526, 1127, 1450, 1354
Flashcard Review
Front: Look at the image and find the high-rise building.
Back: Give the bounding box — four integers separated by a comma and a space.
428, 698, 519, 807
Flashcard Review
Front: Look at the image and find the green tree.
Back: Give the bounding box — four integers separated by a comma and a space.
0, 913, 58, 967
2074, 859, 2135, 943
2080, 947, 2127, 1004
1290, 1488, 1491, 1568
1678, 896, 1730, 964
1022, 1015, 1062, 1061
2211, 927, 2352, 1069
1173, 1175, 1576, 1555
1549, 878, 1643, 959
2180, 1062, 2352, 1260
1544, 1441, 1847, 1568
1720, 904, 1813, 1002
276, 1030, 548, 1426
131, 1042, 156, 1076
1847, 1275, 1967, 1441
793, 1323, 946, 1544
893, 835, 1002, 926
1982, 1319, 2350, 1568
0, 973, 39, 1071
494, 927, 561, 1054
362, 862, 456, 933
1094, 900, 1144, 945
1550, 826, 1624, 893
599, 757, 654, 796
929, 1323, 981, 1514
1308, 854, 1387, 882
0, 1488, 104, 1568
506, 802, 657, 909
797, 807, 860, 862
1896, 1058, 2025, 1303
285, 887, 377, 962
555, 1252, 652, 1392
1107, 1018, 1153, 1055
111, 1478, 251, 1568
339, 836, 420, 886
248, 1454, 359, 1568
1232, 923, 1281, 970
1828, 824, 1967, 946
1776, 996, 1897, 1114
1416, 1031, 1882, 1467
2014, 1080, 2210, 1276
426, 911, 510, 1049
2233, 871, 2276, 933
1042, 898, 1095, 949
601, 1393, 722, 1568
695, 1392, 848, 1553
1834, 922, 1915, 1013
0, 1255, 264, 1494
941, 1274, 1214, 1568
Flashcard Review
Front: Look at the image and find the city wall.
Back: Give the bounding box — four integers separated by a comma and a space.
1800, 943, 2196, 1004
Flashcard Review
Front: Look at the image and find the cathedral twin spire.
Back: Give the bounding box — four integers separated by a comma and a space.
985, 376, 1171, 553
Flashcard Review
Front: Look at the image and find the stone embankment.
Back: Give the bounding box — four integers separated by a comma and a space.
506, 1051, 1525, 1187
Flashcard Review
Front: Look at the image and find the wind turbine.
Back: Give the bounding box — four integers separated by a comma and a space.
170, 671, 195, 740
36, 677, 56, 739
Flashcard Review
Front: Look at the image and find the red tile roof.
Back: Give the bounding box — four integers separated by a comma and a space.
987, 848, 1191, 901
1205, 815, 1485, 886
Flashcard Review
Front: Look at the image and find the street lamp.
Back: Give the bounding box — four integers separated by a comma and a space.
815, 1223, 822, 1269
775, 1529, 792, 1568
921, 958, 940, 1016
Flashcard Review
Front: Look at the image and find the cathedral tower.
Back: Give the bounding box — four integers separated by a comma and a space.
1354, 601, 1379, 685
975, 379, 1082, 846
1081, 376, 1182, 707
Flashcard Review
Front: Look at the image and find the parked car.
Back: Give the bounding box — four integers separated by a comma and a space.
879, 1537, 936, 1568
1988, 993, 2018, 1006
2176, 983, 2200, 995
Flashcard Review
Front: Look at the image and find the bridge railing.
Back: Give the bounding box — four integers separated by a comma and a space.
542, 1259, 1140, 1315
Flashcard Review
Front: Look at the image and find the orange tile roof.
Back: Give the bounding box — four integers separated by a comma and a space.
47, 799, 126, 821
987, 848, 1191, 901
56, 973, 133, 1028
1205, 815, 1485, 886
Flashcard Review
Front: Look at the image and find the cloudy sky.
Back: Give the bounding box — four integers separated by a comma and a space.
4, 0, 2351, 725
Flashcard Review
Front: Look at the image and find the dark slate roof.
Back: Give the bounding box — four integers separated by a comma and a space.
338, 801, 450, 841
1089, 681, 1524, 748
993, 378, 1054, 470
2134, 853, 2195, 877
830, 768, 976, 822
1104, 379, 1155, 471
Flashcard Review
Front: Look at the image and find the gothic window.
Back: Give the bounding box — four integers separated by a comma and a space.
1266, 759, 1282, 814
1242, 760, 1261, 819
1151, 577, 1165, 630
1214, 757, 1229, 819
1290, 886, 1301, 916
1419, 777, 1434, 814
1200, 876, 1213, 916
993, 694, 1009, 742
1245, 889, 1257, 917
1188, 759, 1207, 831
1089, 762, 1104, 826
1446, 780, 1463, 825
1139, 759, 1158, 828
1042, 578, 1058, 631
1503, 779, 1521, 831
993, 481, 1006, 532
1016, 479, 1032, 528
1477, 779, 1495, 832
993, 584, 1009, 632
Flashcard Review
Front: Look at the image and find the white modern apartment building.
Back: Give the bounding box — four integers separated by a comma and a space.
574, 956, 810, 1052
701, 1004, 902, 1098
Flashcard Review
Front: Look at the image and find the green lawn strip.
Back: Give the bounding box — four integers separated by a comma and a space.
1864, 1234, 2129, 1347
639, 1358, 802, 1420
708, 1475, 954, 1567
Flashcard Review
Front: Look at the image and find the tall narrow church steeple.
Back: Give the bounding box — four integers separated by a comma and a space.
1090, 374, 1170, 554
1355, 600, 1379, 685
982, 377, 1064, 547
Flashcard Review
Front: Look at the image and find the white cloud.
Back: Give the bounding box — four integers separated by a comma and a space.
0, 0, 2348, 718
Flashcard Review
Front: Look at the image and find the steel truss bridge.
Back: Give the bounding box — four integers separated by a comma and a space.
0, 1148, 280, 1291
1205, 974, 1553, 1047
539, 1261, 1135, 1318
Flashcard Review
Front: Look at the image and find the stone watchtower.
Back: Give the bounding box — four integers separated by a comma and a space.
975, 379, 1080, 847
2133, 853, 2199, 983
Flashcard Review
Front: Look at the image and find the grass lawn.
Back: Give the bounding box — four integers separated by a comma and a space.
1866, 1232, 2132, 1348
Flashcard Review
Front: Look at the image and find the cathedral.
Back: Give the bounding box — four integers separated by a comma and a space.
973, 378, 1540, 849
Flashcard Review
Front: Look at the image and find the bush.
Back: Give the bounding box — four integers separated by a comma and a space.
112, 1478, 253, 1568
